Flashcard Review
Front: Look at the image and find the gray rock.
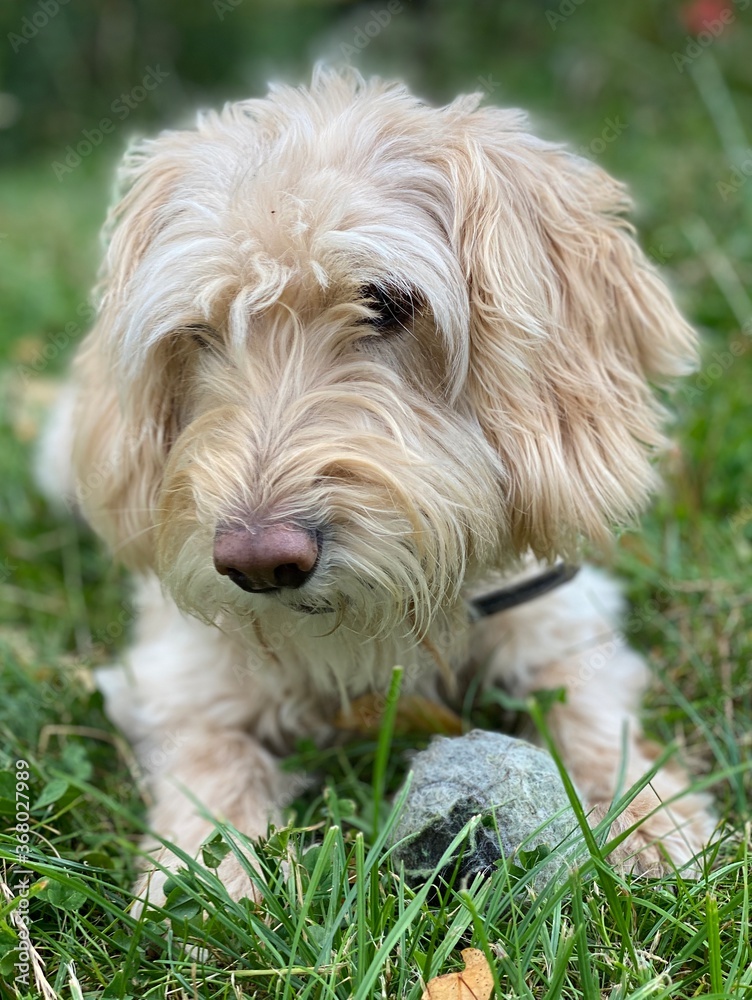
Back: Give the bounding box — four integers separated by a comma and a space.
390, 730, 583, 891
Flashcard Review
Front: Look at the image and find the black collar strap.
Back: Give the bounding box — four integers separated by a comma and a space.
467, 563, 580, 621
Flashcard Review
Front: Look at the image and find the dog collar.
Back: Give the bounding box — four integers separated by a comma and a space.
467, 563, 580, 620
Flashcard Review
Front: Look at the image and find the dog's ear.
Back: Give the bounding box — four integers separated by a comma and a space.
446, 107, 697, 559
70, 136, 184, 568
70, 333, 178, 569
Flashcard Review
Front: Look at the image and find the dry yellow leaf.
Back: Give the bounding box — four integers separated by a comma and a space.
421, 948, 494, 1000
334, 693, 463, 737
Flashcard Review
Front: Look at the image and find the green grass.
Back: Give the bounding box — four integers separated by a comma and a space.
1, 4, 752, 997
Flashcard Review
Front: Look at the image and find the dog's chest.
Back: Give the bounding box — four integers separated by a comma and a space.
234, 610, 472, 755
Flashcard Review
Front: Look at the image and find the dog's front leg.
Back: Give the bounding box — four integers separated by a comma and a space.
95, 579, 288, 908
471, 566, 715, 873
134, 725, 283, 908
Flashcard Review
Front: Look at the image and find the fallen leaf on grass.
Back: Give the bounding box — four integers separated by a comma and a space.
421, 948, 494, 999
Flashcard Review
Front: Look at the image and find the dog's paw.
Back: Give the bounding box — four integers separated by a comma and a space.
131, 846, 262, 919
588, 803, 676, 876
588, 794, 714, 877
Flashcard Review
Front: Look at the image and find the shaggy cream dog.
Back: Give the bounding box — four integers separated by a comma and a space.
42, 67, 714, 903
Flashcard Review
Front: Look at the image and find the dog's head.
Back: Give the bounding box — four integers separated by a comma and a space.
70, 68, 696, 638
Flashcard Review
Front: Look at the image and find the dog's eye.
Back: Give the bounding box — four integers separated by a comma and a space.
358, 284, 415, 335
185, 324, 221, 350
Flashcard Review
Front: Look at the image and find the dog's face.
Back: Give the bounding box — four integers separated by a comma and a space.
71, 69, 696, 639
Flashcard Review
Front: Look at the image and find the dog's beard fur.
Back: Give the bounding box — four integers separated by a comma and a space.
68, 66, 697, 649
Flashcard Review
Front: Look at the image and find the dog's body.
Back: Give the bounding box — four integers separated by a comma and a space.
44, 68, 714, 902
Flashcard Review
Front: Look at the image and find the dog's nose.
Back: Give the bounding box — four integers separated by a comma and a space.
213, 524, 319, 592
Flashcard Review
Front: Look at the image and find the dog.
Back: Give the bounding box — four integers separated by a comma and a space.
39, 66, 715, 904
